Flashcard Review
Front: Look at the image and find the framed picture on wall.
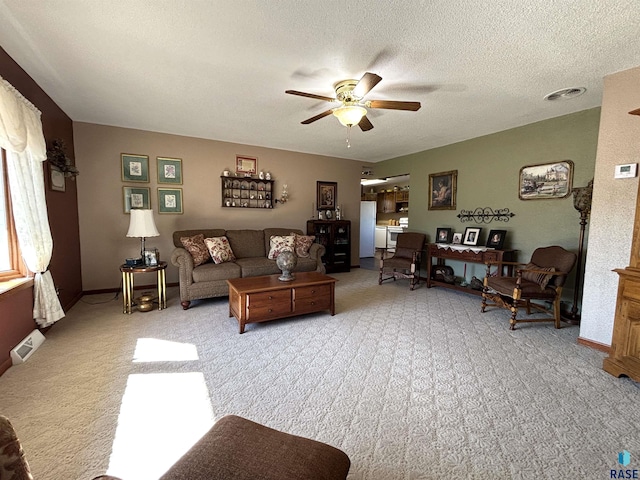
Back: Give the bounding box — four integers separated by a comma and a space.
123, 186, 151, 213
121, 154, 149, 183
428, 170, 457, 210
518, 160, 574, 200
158, 188, 183, 214
157, 157, 183, 184
235, 155, 257, 175
50, 165, 65, 192
317, 181, 337, 210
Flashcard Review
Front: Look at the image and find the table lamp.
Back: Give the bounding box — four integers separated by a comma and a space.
126, 209, 159, 264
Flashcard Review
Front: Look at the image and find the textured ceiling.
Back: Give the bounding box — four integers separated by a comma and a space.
1, 1, 639, 162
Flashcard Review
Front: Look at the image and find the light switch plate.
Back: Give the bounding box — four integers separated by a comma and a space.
615, 163, 638, 178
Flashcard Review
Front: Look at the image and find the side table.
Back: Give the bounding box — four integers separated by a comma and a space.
119, 261, 168, 314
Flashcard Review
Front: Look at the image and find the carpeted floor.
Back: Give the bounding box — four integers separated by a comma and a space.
0, 268, 638, 479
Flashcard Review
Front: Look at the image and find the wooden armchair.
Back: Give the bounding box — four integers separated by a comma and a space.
378, 232, 426, 290
480, 245, 577, 330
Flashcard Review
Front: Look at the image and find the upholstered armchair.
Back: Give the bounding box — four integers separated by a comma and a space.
480, 245, 577, 330
378, 232, 426, 290
0, 415, 33, 480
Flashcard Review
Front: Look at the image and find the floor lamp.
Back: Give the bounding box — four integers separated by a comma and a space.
563, 179, 593, 324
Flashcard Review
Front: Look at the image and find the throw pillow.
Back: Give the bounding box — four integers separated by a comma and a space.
268, 235, 295, 260
521, 262, 556, 290
180, 234, 210, 266
291, 233, 315, 258
204, 236, 237, 264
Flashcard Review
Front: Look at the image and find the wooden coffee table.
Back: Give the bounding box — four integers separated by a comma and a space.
227, 272, 337, 333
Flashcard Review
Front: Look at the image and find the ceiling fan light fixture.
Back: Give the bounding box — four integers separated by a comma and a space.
333, 105, 367, 127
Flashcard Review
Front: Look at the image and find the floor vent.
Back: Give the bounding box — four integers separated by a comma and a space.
11, 330, 45, 365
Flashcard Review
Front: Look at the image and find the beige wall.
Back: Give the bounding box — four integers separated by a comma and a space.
73, 123, 364, 291
580, 66, 640, 345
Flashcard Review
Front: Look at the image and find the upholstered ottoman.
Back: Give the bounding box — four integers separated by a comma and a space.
160, 415, 350, 480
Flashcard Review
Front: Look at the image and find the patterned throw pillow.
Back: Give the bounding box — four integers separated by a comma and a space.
204, 236, 237, 264
180, 234, 210, 266
521, 262, 556, 290
291, 233, 315, 258
268, 235, 295, 260
0, 415, 33, 480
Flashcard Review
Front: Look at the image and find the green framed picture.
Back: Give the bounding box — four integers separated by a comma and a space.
121, 154, 149, 183
123, 186, 151, 213
157, 157, 183, 184
158, 188, 183, 214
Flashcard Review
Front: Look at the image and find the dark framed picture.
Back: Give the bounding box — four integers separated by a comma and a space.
518, 160, 574, 200
236, 155, 257, 174
157, 157, 183, 184
463, 227, 482, 246
121, 153, 149, 183
158, 188, 183, 214
123, 186, 151, 213
317, 181, 337, 210
436, 227, 452, 243
429, 170, 457, 210
486, 230, 507, 249
452, 233, 463, 244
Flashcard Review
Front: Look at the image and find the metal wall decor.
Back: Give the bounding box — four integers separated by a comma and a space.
457, 207, 515, 224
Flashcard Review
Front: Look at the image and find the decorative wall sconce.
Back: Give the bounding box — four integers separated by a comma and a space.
275, 184, 289, 204
47, 139, 79, 178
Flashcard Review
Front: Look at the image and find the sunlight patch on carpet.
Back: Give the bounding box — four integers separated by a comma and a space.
133, 338, 199, 362
107, 372, 215, 480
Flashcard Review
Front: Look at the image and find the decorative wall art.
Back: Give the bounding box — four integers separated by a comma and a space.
317, 181, 337, 210
436, 227, 452, 243
486, 229, 507, 249
518, 160, 574, 200
123, 186, 151, 213
158, 188, 183, 214
49, 166, 65, 192
235, 155, 257, 175
463, 227, 482, 246
121, 154, 149, 183
429, 170, 457, 210
157, 157, 183, 184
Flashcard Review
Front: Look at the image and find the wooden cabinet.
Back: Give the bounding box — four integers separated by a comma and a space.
307, 220, 351, 273
377, 192, 395, 213
426, 243, 516, 296
395, 191, 409, 203
221, 176, 274, 209
604, 108, 640, 381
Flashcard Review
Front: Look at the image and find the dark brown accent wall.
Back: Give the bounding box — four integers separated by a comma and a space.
0, 46, 82, 376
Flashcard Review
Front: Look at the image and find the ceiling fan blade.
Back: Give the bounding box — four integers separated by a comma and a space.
285, 90, 335, 102
367, 100, 421, 111
353, 72, 382, 98
359, 115, 374, 132
301, 109, 334, 124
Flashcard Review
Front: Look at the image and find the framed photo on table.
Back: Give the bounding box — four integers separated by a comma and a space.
123, 186, 151, 213
157, 157, 183, 184
463, 227, 482, 246
486, 230, 507, 249
158, 188, 183, 214
121, 154, 149, 183
317, 181, 337, 210
436, 227, 452, 243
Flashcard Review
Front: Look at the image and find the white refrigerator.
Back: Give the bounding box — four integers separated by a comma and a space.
360, 201, 377, 257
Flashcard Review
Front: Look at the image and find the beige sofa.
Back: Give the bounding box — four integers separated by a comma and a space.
171, 228, 325, 309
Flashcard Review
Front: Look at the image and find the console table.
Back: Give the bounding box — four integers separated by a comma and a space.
426, 243, 516, 296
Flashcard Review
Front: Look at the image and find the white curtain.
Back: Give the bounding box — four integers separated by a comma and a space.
0, 76, 65, 327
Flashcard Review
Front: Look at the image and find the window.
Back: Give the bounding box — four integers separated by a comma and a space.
0, 149, 27, 281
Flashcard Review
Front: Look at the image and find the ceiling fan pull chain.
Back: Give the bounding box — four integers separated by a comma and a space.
346, 125, 352, 148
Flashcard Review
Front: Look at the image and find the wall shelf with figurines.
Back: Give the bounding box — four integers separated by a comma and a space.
221, 174, 274, 208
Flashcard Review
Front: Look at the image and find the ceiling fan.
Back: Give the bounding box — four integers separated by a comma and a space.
285, 72, 421, 134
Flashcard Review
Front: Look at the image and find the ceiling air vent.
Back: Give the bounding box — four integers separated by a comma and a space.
544, 87, 586, 101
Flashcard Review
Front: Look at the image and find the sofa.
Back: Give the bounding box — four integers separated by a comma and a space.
171, 228, 326, 309
1, 414, 351, 480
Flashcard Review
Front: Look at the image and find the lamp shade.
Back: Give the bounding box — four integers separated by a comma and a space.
126, 209, 159, 238
333, 105, 367, 127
